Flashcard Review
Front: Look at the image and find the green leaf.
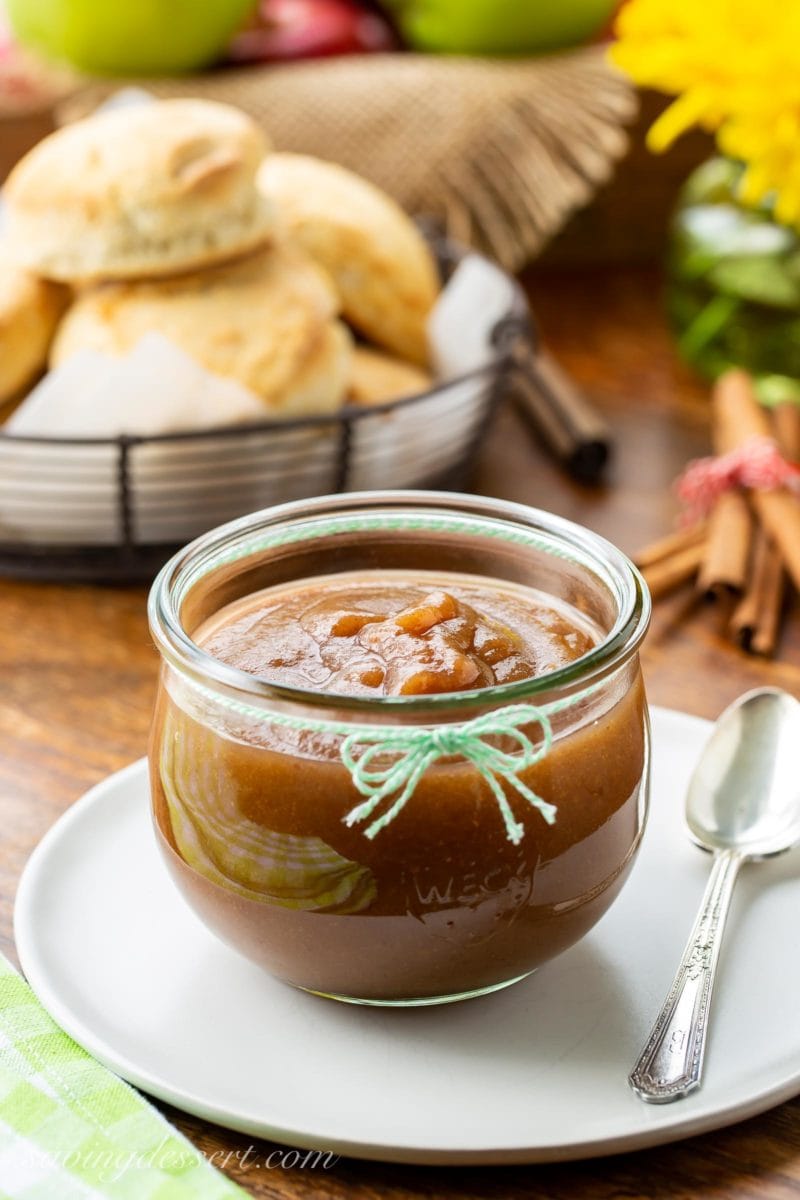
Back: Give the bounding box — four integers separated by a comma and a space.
708, 256, 800, 308
755, 374, 800, 406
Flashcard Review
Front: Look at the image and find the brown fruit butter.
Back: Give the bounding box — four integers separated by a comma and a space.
150, 569, 648, 1002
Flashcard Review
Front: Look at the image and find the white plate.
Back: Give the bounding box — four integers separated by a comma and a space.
14, 707, 800, 1164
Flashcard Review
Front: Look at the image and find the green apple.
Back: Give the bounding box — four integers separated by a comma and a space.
382, 0, 618, 55
6, 0, 257, 75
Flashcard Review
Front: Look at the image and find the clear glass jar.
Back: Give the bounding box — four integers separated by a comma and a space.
148, 491, 651, 1006
668, 157, 800, 403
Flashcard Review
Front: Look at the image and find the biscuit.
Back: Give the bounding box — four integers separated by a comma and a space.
4, 99, 274, 284
348, 346, 432, 406
258, 154, 439, 365
50, 245, 352, 417
281, 319, 353, 419
0, 259, 69, 404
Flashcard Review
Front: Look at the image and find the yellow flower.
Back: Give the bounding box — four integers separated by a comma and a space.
610, 0, 800, 223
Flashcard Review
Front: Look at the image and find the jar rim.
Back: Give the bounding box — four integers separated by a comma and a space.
148, 491, 651, 716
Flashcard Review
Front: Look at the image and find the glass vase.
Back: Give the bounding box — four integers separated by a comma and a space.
668, 157, 800, 404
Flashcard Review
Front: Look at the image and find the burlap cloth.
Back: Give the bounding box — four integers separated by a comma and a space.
61, 46, 636, 272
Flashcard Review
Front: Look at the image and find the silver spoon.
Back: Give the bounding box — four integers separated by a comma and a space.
629, 687, 800, 1104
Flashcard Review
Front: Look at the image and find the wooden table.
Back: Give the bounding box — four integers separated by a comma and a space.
2, 265, 799, 1198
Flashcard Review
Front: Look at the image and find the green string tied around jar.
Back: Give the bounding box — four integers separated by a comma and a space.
340, 700, 589, 845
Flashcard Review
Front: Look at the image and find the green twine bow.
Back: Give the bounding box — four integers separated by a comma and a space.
341, 703, 560, 845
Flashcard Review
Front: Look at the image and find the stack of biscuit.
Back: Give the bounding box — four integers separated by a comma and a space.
0, 98, 440, 422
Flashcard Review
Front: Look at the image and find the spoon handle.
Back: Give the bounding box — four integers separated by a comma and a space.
629, 848, 743, 1103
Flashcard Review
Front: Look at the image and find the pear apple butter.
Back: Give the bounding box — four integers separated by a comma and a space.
150, 569, 648, 1002
196, 572, 598, 696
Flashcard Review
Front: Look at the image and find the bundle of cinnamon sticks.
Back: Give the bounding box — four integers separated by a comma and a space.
634, 370, 800, 656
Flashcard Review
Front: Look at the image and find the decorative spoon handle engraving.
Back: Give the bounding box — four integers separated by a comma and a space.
629, 848, 743, 1103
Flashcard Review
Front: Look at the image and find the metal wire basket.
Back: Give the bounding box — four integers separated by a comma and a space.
0, 236, 529, 583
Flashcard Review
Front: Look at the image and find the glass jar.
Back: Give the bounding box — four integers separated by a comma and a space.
668, 157, 800, 403
148, 491, 651, 1006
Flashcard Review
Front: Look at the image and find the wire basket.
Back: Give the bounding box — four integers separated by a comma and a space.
0, 236, 529, 583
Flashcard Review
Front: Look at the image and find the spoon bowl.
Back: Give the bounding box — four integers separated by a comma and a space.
630, 686, 800, 1103
686, 687, 800, 858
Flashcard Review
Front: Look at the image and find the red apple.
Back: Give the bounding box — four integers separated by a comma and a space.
226, 0, 397, 63
0, 12, 46, 103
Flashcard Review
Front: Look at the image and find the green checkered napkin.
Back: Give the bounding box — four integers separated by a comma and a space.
0, 953, 245, 1199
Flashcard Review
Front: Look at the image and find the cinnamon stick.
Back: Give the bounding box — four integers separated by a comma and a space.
641, 540, 707, 600
727, 394, 798, 655
772, 400, 800, 459
634, 521, 706, 570
696, 493, 752, 596
730, 529, 784, 655
713, 370, 800, 592
696, 370, 755, 596
714, 368, 774, 445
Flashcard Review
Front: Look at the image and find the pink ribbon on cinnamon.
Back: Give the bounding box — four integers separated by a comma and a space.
677, 435, 800, 521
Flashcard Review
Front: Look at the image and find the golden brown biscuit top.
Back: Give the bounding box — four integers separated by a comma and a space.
51, 244, 338, 358
259, 153, 435, 279
48, 244, 350, 413
258, 153, 438, 364
348, 346, 432, 406
6, 99, 269, 217
0, 260, 45, 324
0, 254, 69, 401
